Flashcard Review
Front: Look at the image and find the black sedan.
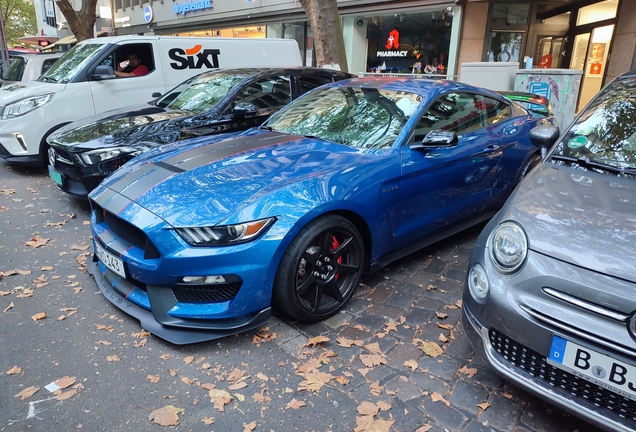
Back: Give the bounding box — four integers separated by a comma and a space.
47, 67, 355, 197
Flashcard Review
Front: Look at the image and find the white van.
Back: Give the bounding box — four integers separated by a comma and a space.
0, 36, 302, 165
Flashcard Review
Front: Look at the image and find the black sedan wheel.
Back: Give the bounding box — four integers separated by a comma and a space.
274, 214, 364, 322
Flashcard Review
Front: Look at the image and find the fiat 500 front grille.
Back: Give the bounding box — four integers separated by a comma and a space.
489, 329, 636, 428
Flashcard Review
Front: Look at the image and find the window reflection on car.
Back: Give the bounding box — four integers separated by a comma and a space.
155, 73, 248, 112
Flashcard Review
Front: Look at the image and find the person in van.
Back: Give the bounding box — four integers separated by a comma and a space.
115, 53, 149, 77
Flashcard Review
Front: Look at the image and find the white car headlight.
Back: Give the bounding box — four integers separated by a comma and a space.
1, 93, 54, 119
175, 218, 276, 246
489, 221, 528, 274
80, 147, 142, 165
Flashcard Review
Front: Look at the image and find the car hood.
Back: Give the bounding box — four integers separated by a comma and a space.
501, 163, 636, 283
92, 130, 374, 228
49, 104, 204, 152
0, 79, 65, 102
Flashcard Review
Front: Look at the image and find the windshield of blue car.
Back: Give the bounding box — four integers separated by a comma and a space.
155, 73, 249, 112
39, 44, 107, 84
551, 76, 636, 171
263, 86, 420, 149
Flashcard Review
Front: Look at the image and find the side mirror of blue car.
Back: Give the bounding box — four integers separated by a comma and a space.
412, 130, 458, 150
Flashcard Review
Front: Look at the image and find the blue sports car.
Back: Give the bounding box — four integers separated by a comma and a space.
87, 77, 553, 344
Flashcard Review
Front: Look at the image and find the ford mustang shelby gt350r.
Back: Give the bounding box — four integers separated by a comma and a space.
87, 76, 553, 344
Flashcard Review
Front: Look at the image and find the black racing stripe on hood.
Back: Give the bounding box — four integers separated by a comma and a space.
104, 192, 136, 216
109, 163, 157, 193
153, 161, 185, 173
118, 167, 178, 203
165, 132, 296, 171
92, 187, 118, 208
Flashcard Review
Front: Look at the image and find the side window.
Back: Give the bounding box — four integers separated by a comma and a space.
5, 57, 26, 82
298, 75, 333, 94
232, 75, 292, 111
41, 59, 59, 75
112, 44, 155, 76
412, 92, 492, 142
482, 96, 510, 125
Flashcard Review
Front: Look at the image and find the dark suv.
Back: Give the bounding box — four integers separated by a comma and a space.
47, 67, 355, 197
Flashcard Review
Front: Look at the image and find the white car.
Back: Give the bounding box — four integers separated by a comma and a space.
1, 52, 64, 86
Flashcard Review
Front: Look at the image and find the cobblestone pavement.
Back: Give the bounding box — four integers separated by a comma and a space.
275, 226, 602, 432
1, 163, 602, 432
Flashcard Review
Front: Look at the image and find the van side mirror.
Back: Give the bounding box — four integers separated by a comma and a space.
412, 130, 458, 149
233, 102, 258, 117
529, 124, 560, 149
152, 92, 162, 98
91, 65, 115, 80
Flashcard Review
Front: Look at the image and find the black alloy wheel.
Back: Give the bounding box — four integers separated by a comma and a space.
274, 214, 364, 322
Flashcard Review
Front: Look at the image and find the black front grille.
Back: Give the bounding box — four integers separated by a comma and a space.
489, 330, 636, 427
104, 211, 148, 251
172, 283, 241, 304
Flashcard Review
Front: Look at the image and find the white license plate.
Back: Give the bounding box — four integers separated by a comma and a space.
549, 335, 636, 401
95, 242, 126, 278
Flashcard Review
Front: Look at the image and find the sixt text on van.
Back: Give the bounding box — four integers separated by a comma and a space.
169, 46, 220, 70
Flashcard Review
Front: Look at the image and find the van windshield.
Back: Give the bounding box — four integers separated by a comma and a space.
156, 72, 249, 112
39, 43, 108, 84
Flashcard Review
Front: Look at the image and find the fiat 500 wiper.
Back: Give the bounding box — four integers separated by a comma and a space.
551, 154, 636, 175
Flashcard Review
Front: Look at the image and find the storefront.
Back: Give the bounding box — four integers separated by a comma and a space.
112, 0, 461, 76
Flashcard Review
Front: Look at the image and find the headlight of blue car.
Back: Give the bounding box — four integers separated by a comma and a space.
175, 218, 276, 246
489, 221, 528, 274
1, 93, 54, 119
80, 147, 142, 165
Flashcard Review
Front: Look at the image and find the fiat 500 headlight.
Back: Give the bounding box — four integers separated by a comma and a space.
80, 147, 142, 165
489, 221, 528, 274
1, 93, 54, 119
175, 218, 276, 246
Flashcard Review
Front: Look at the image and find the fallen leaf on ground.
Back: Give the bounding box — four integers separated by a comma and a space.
384, 321, 398, 332
0, 290, 11, 296
360, 354, 387, 367
416, 424, 432, 432
209, 389, 232, 411
17, 270, 31, 275
477, 402, 490, 411
0, 270, 17, 278
439, 334, 448, 343
6, 366, 23, 375
25, 236, 49, 248
357, 401, 379, 416
199, 383, 216, 391
228, 381, 247, 390
31, 312, 46, 322
160, 353, 171, 360
228, 368, 245, 382
201, 417, 215, 425
55, 376, 77, 390
95, 324, 114, 332
16, 288, 33, 298
256, 372, 268, 381
132, 330, 150, 338
183, 356, 194, 364
71, 244, 90, 251
305, 335, 330, 347
419, 341, 443, 358
40, 266, 54, 271
336, 375, 349, 385
168, 369, 178, 377
431, 392, 450, 407
285, 398, 306, 410
4, 302, 14, 313
107, 355, 120, 362
148, 405, 185, 426
14, 386, 39, 400
133, 338, 147, 348
369, 381, 382, 396
459, 365, 478, 378
181, 377, 193, 385
358, 368, 370, 377
55, 389, 77, 401
444, 303, 459, 310
377, 401, 391, 411
364, 342, 382, 355
435, 311, 448, 319
243, 420, 257, 432
147, 375, 160, 383
404, 359, 418, 370
437, 323, 453, 330
354, 415, 395, 432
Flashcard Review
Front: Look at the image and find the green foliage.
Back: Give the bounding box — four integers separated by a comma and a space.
2, 0, 37, 47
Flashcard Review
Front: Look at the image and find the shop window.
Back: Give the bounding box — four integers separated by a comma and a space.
487, 32, 524, 63
577, 1, 618, 26
490, 4, 530, 26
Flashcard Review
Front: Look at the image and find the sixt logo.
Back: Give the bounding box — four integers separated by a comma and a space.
168, 45, 220, 70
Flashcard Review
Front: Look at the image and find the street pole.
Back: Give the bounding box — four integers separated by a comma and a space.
0, 2, 10, 78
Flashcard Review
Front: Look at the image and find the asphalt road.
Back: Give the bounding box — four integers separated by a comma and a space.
0, 161, 601, 432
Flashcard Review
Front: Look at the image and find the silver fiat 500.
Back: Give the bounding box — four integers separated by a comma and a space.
463, 69, 636, 432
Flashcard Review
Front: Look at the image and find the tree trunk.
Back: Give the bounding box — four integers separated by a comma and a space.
299, 0, 348, 72
55, 0, 98, 42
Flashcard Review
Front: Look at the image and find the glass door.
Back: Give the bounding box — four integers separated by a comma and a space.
535, 36, 565, 68
575, 24, 614, 111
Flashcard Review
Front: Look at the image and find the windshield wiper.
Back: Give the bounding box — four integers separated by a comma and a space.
551, 154, 636, 175
39, 76, 58, 83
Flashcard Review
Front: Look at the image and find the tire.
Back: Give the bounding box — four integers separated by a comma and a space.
273, 214, 364, 322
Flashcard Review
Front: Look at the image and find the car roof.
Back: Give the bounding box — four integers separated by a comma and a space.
207, 66, 356, 79
11, 52, 64, 59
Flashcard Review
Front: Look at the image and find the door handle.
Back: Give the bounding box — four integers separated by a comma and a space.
484, 144, 500, 153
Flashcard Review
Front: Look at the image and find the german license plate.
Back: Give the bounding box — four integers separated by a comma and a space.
48, 166, 63, 185
548, 335, 636, 401
95, 242, 126, 278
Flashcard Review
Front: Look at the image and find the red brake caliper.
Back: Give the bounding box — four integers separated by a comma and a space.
331, 235, 343, 281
